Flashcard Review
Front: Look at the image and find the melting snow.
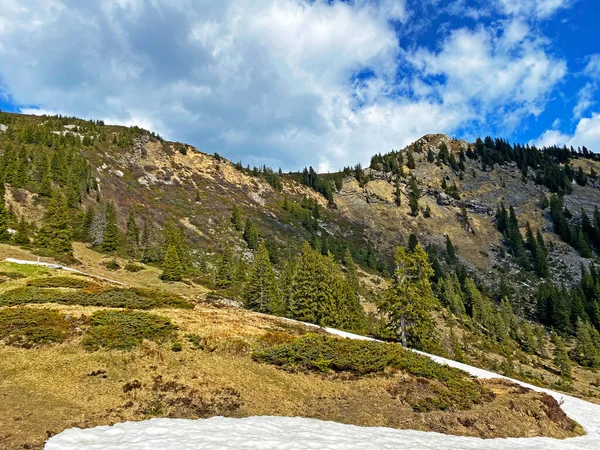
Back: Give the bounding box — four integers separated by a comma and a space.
45, 324, 600, 449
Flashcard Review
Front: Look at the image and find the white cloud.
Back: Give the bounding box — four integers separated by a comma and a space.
573, 83, 595, 119
0, 0, 569, 170
495, 0, 571, 19
584, 54, 600, 79
406, 20, 566, 129
532, 112, 600, 152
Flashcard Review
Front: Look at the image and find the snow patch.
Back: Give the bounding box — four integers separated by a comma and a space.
0, 124, 7, 133
45, 323, 600, 449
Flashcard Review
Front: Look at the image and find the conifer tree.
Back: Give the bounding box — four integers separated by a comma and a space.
101, 203, 118, 253
289, 242, 321, 323
407, 149, 416, 169
243, 218, 259, 250
125, 210, 140, 257
407, 233, 419, 252
553, 335, 571, 379
445, 235, 457, 263
36, 190, 72, 254
82, 207, 94, 242
215, 246, 235, 288
572, 318, 600, 367
140, 218, 156, 263
231, 205, 244, 231
0, 187, 9, 242
244, 241, 283, 314
408, 177, 419, 216
13, 217, 30, 245
162, 221, 191, 271
379, 244, 436, 348
160, 244, 183, 281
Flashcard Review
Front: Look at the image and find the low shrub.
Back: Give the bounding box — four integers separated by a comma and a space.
0, 308, 71, 347
253, 334, 489, 411
0, 286, 193, 309
102, 259, 121, 271
83, 310, 177, 350
0, 271, 27, 280
124, 264, 145, 273
27, 276, 99, 290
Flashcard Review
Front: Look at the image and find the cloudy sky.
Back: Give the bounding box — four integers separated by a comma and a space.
0, 0, 599, 171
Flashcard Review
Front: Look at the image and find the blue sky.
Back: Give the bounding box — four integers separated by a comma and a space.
0, 0, 599, 171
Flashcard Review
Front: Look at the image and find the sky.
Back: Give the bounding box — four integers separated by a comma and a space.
0, 0, 599, 172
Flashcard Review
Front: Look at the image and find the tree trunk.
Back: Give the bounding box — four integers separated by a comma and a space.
400, 315, 407, 347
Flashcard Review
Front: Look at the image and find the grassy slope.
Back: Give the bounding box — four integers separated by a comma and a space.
0, 248, 583, 449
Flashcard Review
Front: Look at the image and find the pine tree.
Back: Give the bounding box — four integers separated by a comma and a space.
100, 203, 118, 253
379, 244, 436, 349
82, 207, 94, 242
407, 149, 416, 169
140, 218, 156, 263
13, 217, 30, 245
215, 246, 235, 289
408, 177, 419, 216
125, 210, 140, 258
162, 221, 191, 271
553, 335, 571, 379
0, 190, 10, 242
244, 241, 282, 314
160, 244, 183, 281
289, 242, 321, 323
572, 318, 600, 367
445, 235, 457, 263
231, 205, 244, 231
243, 218, 259, 250
36, 190, 72, 254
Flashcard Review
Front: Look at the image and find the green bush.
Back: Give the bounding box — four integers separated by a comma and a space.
83, 310, 177, 350
0, 286, 193, 309
0, 271, 27, 280
253, 334, 489, 411
101, 259, 121, 271
0, 308, 71, 347
124, 264, 145, 273
27, 276, 99, 290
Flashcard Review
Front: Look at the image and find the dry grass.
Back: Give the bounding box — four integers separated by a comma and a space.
0, 301, 584, 449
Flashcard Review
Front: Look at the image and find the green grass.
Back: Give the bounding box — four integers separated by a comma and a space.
0, 308, 71, 347
0, 286, 194, 309
253, 334, 490, 411
82, 310, 177, 350
0, 262, 50, 278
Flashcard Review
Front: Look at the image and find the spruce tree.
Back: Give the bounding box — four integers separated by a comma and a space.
231, 205, 244, 231
162, 221, 191, 271
553, 335, 571, 379
215, 246, 235, 289
0, 192, 10, 242
36, 190, 73, 254
244, 241, 282, 314
407, 149, 416, 169
125, 210, 140, 258
243, 219, 259, 250
100, 203, 118, 253
408, 177, 419, 216
289, 242, 321, 323
13, 217, 30, 245
572, 318, 600, 367
160, 244, 183, 282
379, 244, 436, 349
445, 235, 457, 263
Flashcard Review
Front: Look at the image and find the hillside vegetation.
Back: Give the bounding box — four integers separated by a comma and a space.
1, 111, 600, 447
